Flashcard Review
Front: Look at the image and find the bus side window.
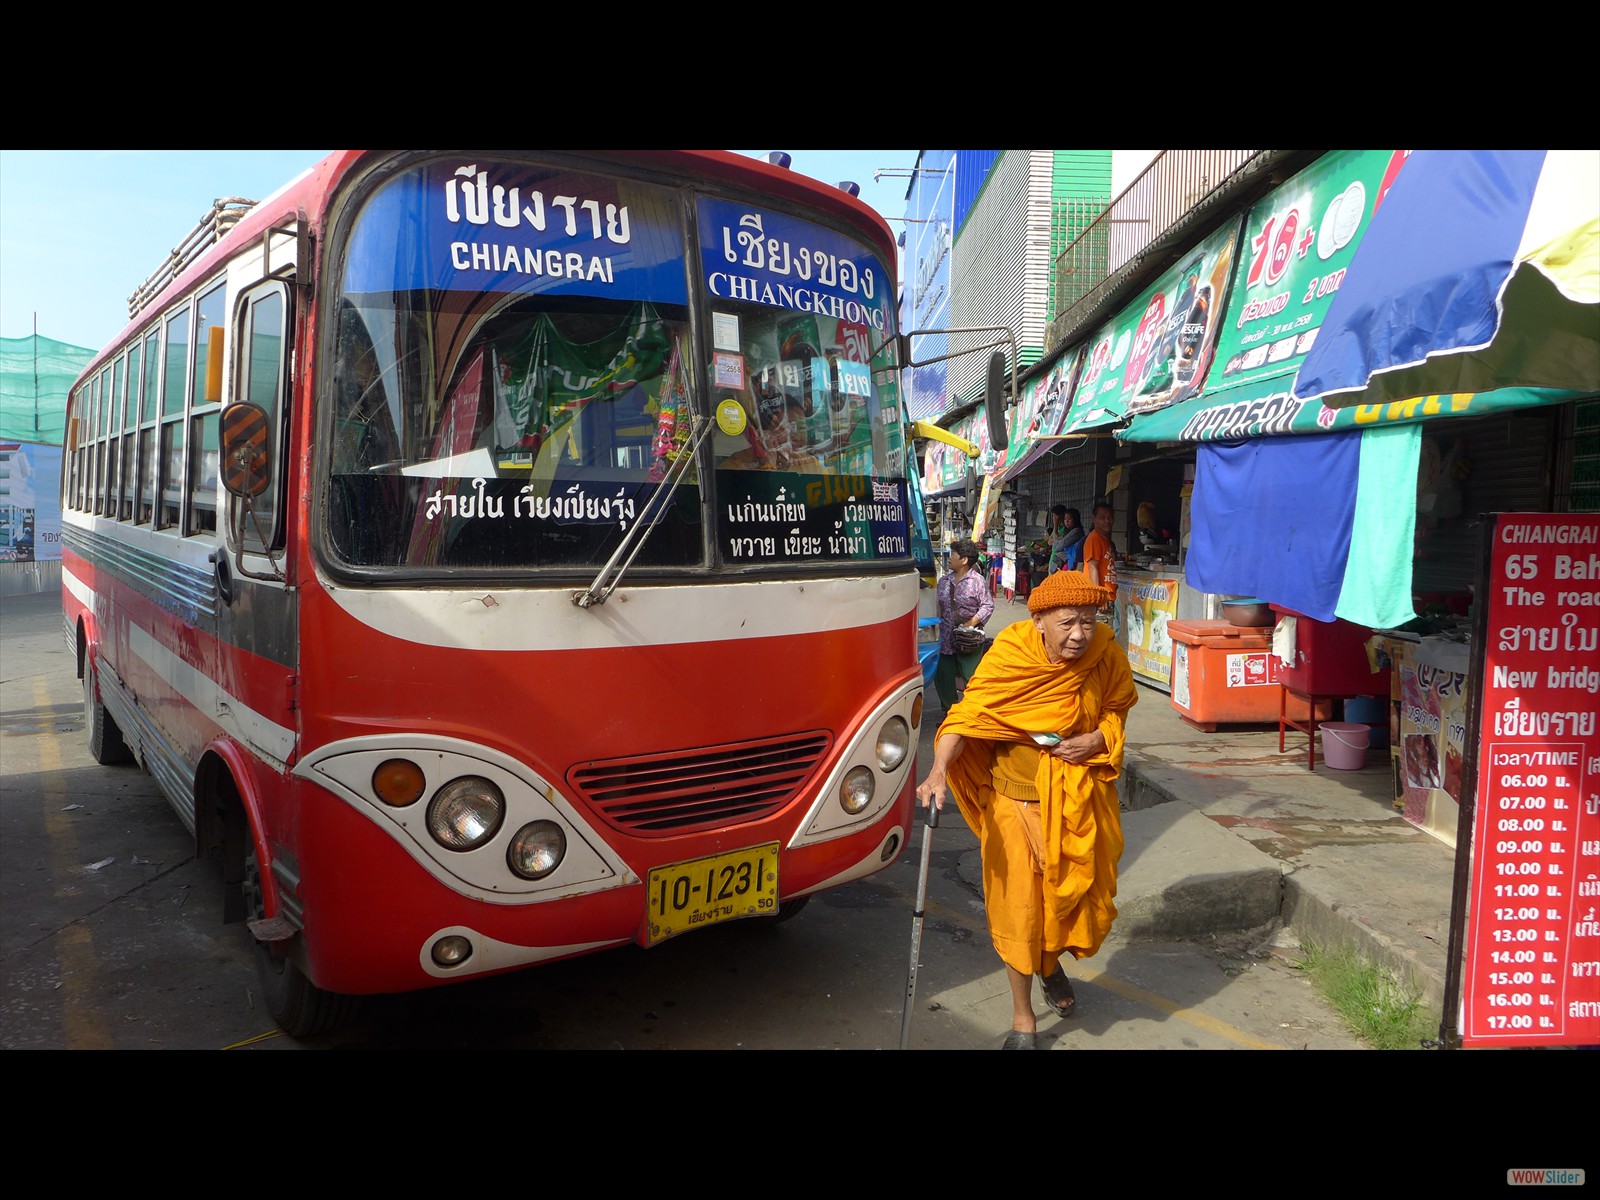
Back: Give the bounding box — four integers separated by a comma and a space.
234, 284, 290, 553
187, 411, 220, 535
106, 355, 125, 520
138, 327, 161, 525
121, 340, 141, 521
186, 283, 226, 537
158, 304, 190, 529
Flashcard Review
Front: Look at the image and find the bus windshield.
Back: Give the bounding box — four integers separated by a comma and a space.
325, 155, 908, 573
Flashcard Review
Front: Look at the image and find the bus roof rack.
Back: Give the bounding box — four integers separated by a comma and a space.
127, 197, 259, 320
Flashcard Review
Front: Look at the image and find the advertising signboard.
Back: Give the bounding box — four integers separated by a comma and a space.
1115, 571, 1181, 689
999, 348, 1083, 483
0, 442, 62, 563
1455, 512, 1600, 1048
1121, 149, 1585, 442
1060, 216, 1240, 436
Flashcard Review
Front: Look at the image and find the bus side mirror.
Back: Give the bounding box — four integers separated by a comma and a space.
221, 402, 272, 498
985, 350, 1007, 450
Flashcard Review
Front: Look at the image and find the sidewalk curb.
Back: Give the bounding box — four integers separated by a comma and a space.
1124, 755, 1450, 1013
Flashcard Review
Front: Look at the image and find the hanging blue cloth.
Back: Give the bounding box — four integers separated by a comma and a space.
1186, 431, 1361, 622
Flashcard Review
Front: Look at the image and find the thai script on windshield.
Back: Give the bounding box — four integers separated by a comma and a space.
699, 198, 889, 333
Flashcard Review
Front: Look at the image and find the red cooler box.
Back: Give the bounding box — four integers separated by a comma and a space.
1168, 619, 1330, 730
1269, 604, 1389, 696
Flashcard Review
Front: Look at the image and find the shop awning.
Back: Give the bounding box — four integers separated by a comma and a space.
1121, 372, 1578, 442
1295, 149, 1600, 410
1120, 149, 1594, 442
1062, 216, 1243, 440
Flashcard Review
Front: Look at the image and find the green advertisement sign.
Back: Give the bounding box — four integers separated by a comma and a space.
1208, 151, 1405, 400
1061, 215, 1242, 434
998, 348, 1082, 480
1122, 149, 1407, 441
921, 407, 990, 496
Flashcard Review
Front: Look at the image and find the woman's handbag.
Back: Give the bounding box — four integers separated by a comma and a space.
951, 624, 989, 655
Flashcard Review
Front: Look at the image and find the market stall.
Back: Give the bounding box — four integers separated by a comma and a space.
1368, 623, 1472, 848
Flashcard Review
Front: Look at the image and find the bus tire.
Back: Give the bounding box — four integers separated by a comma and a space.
774, 896, 810, 923
84, 658, 133, 766
243, 840, 360, 1039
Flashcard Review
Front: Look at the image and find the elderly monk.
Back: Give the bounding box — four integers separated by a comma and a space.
914, 569, 1137, 1050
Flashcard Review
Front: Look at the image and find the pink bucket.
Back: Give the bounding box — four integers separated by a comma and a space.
1320, 722, 1370, 770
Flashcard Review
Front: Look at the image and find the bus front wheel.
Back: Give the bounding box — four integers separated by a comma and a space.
243, 841, 360, 1039
774, 896, 810, 923
83, 657, 132, 766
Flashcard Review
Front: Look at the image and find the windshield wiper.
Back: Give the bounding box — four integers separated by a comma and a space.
573, 414, 712, 609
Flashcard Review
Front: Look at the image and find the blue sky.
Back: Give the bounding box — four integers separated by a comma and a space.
0, 149, 920, 354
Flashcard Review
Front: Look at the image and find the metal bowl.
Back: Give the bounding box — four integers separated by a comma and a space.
1221, 599, 1274, 627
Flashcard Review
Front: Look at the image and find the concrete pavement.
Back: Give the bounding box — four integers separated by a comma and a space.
942, 593, 1458, 1017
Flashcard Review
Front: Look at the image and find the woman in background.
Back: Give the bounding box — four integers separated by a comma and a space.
1047, 506, 1084, 575
934, 538, 995, 713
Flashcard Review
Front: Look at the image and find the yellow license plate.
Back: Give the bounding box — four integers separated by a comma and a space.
646, 843, 780, 945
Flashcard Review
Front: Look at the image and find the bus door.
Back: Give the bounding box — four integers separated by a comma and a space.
214, 274, 298, 759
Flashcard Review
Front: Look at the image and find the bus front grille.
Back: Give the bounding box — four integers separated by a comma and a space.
568, 733, 832, 837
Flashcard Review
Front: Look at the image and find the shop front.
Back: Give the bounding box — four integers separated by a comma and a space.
1052, 210, 1241, 687
1115, 148, 1594, 831
985, 345, 1086, 602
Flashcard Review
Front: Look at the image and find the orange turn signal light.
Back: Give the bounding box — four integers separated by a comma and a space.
372, 758, 426, 807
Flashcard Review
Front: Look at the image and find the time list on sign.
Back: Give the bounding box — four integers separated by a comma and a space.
1462, 513, 1600, 1048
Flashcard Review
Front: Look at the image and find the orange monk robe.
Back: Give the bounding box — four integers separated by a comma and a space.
936, 618, 1137, 967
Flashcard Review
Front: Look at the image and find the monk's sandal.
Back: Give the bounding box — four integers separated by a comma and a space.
1040, 968, 1076, 1018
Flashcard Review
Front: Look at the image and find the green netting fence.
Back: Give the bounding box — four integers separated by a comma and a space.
1, 333, 95, 446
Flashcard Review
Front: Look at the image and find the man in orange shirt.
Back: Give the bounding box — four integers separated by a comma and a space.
1082, 501, 1116, 590
914, 570, 1137, 1049
1082, 501, 1119, 624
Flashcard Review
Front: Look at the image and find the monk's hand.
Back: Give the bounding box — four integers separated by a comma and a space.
915, 771, 947, 811
1053, 730, 1106, 763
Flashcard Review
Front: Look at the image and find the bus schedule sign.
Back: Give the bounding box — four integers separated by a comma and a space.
1461, 513, 1600, 1048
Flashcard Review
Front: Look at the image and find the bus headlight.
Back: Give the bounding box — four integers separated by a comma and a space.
507, 821, 566, 880
876, 717, 910, 771
840, 765, 874, 814
427, 777, 505, 851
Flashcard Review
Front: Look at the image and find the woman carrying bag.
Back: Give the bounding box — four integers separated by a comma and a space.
934, 538, 995, 713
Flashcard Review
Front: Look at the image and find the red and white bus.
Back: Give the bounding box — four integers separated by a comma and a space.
60, 150, 952, 1036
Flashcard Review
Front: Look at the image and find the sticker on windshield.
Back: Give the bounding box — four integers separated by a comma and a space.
716, 397, 748, 436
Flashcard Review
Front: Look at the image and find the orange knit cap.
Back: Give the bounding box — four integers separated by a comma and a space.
1027, 569, 1109, 613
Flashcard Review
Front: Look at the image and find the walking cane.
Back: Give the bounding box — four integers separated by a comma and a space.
899, 798, 940, 1050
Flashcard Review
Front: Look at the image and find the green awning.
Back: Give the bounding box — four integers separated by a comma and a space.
1120, 375, 1586, 442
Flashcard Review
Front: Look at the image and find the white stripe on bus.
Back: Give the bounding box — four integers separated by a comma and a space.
323, 573, 919, 652
128, 624, 296, 768
67, 564, 296, 767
